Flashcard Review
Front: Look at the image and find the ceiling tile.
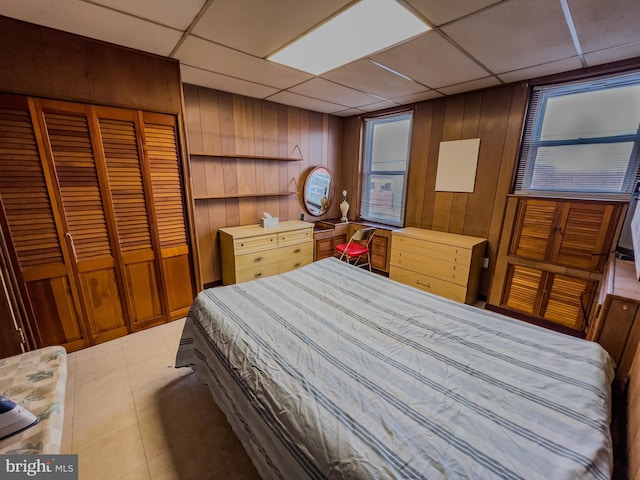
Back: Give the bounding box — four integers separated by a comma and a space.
333, 108, 366, 117
175, 35, 312, 89
289, 78, 380, 108
442, 0, 577, 74
584, 42, 640, 68
266, 91, 346, 114
0, 0, 182, 56
498, 57, 583, 83
390, 90, 443, 105
437, 76, 501, 96
88, 0, 206, 30
405, 0, 502, 26
180, 65, 278, 99
569, 0, 640, 54
322, 59, 426, 99
358, 100, 401, 113
371, 31, 490, 88
191, 0, 350, 57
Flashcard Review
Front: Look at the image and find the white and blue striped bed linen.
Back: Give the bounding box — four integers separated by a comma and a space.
175, 257, 614, 480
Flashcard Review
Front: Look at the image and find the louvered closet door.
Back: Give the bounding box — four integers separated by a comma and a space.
37, 100, 128, 344
95, 107, 165, 330
542, 274, 595, 330
551, 202, 614, 271
502, 264, 544, 315
0, 95, 87, 351
141, 112, 194, 318
509, 199, 558, 261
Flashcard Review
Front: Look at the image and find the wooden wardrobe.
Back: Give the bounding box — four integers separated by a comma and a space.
0, 93, 195, 352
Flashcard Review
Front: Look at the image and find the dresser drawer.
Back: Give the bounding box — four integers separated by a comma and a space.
391, 249, 470, 285
390, 266, 467, 303
393, 235, 472, 263
279, 256, 312, 274
234, 234, 277, 254
235, 248, 279, 270
277, 241, 313, 261
278, 228, 312, 246
235, 263, 280, 283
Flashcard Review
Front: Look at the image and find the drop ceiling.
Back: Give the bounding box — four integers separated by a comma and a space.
2, 0, 640, 117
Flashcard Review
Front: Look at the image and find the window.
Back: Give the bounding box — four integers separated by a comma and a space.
515, 71, 640, 197
361, 112, 412, 226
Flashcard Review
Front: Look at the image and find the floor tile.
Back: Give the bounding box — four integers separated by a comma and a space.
76, 422, 146, 480
74, 346, 127, 386
63, 319, 258, 479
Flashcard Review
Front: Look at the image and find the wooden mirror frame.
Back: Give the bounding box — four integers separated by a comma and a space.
303, 166, 333, 216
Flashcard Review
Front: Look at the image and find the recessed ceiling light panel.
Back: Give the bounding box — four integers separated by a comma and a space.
268, 0, 431, 75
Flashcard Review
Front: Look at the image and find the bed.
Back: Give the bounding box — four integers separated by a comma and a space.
176, 257, 614, 479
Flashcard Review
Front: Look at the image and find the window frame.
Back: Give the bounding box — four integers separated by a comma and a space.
360, 111, 413, 226
515, 71, 640, 199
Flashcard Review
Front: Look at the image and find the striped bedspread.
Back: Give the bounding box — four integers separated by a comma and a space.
176, 257, 614, 480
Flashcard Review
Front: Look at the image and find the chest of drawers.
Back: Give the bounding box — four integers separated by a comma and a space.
389, 227, 486, 304
219, 220, 314, 285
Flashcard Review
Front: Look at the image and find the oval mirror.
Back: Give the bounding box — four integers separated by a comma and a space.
303, 166, 333, 216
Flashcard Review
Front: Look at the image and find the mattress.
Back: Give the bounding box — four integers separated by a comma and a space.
176, 257, 614, 479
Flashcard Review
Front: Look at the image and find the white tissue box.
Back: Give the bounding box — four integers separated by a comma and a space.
260, 217, 279, 228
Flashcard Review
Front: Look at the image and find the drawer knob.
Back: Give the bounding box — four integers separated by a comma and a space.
623, 304, 628, 311
241, 243, 244, 247
255, 272, 263, 278
254, 257, 263, 262
294, 262, 301, 267
417, 280, 431, 288
294, 248, 301, 253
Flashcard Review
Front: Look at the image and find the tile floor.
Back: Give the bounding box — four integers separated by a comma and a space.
61, 318, 260, 480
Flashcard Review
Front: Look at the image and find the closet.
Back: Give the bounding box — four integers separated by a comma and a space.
488, 196, 624, 332
0, 94, 194, 352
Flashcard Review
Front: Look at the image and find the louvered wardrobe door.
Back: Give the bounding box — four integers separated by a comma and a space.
37, 100, 128, 344
96, 107, 164, 330
551, 202, 615, 271
142, 112, 194, 319
0, 94, 87, 352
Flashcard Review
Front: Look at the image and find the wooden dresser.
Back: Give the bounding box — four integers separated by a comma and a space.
588, 256, 640, 390
389, 228, 487, 304
219, 220, 314, 285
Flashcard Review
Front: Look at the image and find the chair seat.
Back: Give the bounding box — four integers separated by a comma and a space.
335, 243, 369, 256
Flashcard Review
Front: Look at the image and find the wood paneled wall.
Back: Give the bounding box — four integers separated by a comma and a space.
0, 16, 182, 115
341, 83, 529, 295
183, 84, 343, 285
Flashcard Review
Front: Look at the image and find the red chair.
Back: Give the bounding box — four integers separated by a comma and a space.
335, 228, 376, 271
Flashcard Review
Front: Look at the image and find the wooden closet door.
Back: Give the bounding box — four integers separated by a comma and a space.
541, 274, 595, 330
141, 112, 194, 319
502, 264, 544, 315
94, 107, 165, 330
36, 100, 128, 344
551, 202, 614, 271
0, 94, 87, 352
509, 198, 558, 261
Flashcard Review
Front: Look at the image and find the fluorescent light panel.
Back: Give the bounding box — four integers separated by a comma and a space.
268, 0, 431, 75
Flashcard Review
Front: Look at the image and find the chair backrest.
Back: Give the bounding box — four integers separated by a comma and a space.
351, 227, 375, 244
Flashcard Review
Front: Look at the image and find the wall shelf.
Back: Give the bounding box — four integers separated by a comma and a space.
194, 192, 297, 200
190, 152, 302, 162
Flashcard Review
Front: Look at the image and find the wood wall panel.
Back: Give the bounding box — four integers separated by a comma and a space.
0, 16, 181, 115
341, 83, 529, 296
184, 84, 343, 285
